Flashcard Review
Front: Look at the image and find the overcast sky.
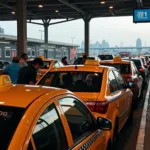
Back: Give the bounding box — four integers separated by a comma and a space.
0, 16, 150, 47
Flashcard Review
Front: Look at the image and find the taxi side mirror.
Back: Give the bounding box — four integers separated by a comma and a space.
97, 117, 112, 131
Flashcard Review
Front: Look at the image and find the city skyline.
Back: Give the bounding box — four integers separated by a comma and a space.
0, 16, 150, 47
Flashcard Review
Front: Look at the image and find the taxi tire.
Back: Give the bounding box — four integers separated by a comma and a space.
112, 121, 118, 150
106, 140, 112, 150
127, 107, 133, 124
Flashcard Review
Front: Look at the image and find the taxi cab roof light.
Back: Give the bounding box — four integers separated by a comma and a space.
85, 101, 109, 114
84, 60, 100, 66
0, 75, 12, 87
113, 56, 122, 62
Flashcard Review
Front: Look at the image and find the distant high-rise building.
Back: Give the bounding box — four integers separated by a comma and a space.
0, 27, 4, 34
81, 41, 84, 49
136, 38, 142, 48
101, 40, 109, 48
94, 41, 101, 48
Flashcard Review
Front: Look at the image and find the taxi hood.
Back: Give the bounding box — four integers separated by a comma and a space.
0, 85, 60, 108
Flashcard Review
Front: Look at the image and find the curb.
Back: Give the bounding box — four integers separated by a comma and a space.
136, 81, 150, 150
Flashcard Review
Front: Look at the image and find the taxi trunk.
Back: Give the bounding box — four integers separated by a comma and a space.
122, 74, 139, 102
74, 92, 108, 117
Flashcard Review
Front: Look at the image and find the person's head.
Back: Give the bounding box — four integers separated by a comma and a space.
61, 57, 65, 62
21, 53, 28, 61
83, 54, 87, 59
12, 57, 19, 63
64, 56, 67, 60
32, 58, 43, 70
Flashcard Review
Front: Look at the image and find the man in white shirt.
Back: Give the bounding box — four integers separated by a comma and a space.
19, 53, 28, 67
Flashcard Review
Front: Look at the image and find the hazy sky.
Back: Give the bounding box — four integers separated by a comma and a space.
0, 16, 150, 47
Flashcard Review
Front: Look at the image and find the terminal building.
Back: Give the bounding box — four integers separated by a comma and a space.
0, 33, 79, 62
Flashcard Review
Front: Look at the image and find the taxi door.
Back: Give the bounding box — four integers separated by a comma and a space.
113, 70, 129, 127
132, 62, 143, 96
58, 96, 106, 150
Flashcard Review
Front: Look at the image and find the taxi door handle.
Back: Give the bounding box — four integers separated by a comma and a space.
116, 102, 119, 107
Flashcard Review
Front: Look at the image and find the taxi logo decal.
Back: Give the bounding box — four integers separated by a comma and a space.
78, 130, 102, 150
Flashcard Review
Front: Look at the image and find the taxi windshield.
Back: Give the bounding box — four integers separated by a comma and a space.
39, 71, 103, 92
98, 55, 113, 60
27, 61, 51, 69
0, 106, 25, 150
102, 63, 130, 74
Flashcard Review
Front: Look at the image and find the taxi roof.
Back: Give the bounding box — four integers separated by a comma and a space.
100, 59, 131, 65
0, 85, 69, 108
50, 65, 110, 73
27, 59, 54, 62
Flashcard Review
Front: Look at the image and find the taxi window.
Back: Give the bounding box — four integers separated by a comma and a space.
27, 61, 51, 69
113, 70, 126, 90
131, 59, 142, 67
108, 71, 119, 93
59, 98, 96, 142
98, 55, 113, 60
102, 63, 130, 74
32, 104, 68, 150
0, 106, 25, 150
38, 71, 103, 92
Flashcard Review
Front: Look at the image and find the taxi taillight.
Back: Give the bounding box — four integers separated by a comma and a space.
85, 101, 109, 114
138, 67, 145, 72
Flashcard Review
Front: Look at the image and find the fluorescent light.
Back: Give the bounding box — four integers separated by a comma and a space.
0, 41, 10, 44
109, 6, 113, 9
55, 10, 59, 13
38, 4, 43, 8
101, 1, 105, 4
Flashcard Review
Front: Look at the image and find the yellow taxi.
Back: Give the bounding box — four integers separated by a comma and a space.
0, 75, 112, 150
27, 56, 64, 81
37, 59, 133, 147
100, 56, 143, 103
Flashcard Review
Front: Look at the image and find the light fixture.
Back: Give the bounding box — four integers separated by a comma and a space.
11, 11, 15, 15
55, 10, 59, 13
38, 4, 43, 8
101, 1, 105, 4
109, 6, 113, 9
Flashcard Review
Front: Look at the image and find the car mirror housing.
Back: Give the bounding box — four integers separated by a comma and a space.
97, 117, 112, 131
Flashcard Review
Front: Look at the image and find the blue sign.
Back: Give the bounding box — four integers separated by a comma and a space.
133, 9, 150, 23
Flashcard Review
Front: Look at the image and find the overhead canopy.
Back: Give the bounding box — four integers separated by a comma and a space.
0, 0, 150, 21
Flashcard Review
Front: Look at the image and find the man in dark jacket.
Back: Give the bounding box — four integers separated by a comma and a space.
18, 58, 43, 85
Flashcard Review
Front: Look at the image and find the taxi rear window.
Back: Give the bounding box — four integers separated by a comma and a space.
98, 55, 113, 60
39, 71, 103, 92
0, 106, 24, 150
102, 63, 130, 74
27, 61, 51, 69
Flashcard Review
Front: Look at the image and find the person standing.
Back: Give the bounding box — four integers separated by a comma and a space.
19, 53, 28, 67
17, 58, 43, 85
3, 57, 21, 84
62, 56, 68, 65
81, 54, 87, 64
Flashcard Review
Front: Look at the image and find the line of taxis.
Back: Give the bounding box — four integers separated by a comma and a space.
0, 56, 143, 150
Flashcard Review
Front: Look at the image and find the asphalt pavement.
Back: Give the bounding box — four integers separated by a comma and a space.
116, 80, 149, 150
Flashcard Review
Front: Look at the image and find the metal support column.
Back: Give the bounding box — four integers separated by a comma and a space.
42, 19, 51, 58
84, 15, 91, 56
16, 0, 27, 57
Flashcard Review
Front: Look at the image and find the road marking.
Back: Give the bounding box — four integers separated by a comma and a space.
136, 81, 150, 150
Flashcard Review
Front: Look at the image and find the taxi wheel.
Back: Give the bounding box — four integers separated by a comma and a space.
127, 107, 133, 124
106, 140, 112, 150
112, 121, 118, 149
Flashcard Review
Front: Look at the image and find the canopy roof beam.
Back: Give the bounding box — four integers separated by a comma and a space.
58, 0, 86, 14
